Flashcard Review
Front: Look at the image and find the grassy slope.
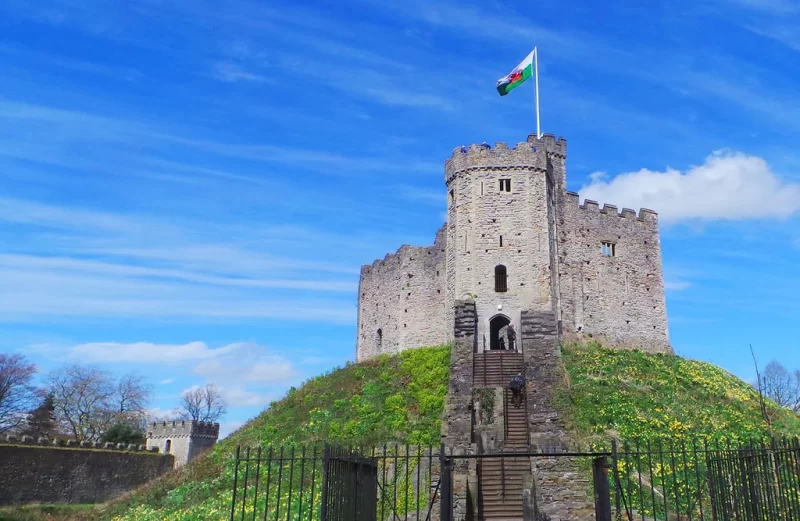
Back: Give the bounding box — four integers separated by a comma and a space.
557, 342, 800, 443
78, 342, 800, 521
97, 346, 451, 521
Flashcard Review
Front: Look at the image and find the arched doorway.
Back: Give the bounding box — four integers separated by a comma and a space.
489, 314, 511, 350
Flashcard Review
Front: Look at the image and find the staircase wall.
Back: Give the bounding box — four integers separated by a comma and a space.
441, 299, 477, 521
520, 310, 595, 521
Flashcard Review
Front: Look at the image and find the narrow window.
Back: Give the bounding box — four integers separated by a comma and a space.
480, 182, 484, 195
449, 189, 454, 204
376, 329, 383, 349
494, 265, 508, 292
601, 241, 616, 257
499, 235, 503, 247
499, 179, 511, 192
165, 439, 172, 454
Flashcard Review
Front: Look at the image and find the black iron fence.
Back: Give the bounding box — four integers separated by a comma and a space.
612, 437, 800, 521
230, 444, 443, 521
229, 438, 800, 521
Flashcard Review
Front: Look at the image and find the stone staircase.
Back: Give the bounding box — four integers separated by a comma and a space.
473, 351, 530, 521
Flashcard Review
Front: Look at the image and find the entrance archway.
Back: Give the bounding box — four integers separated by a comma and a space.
489, 314, 511, 350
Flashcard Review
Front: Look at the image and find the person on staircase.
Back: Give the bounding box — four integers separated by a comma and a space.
509, 372, 525, 408
507, 323, 516, 351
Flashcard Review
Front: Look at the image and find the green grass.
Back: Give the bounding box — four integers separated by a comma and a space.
93, 341, 800, 521
556, 341, 800, 444
94, 345, 451, 521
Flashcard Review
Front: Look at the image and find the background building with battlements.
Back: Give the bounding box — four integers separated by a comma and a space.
356, 133, 671, 360
146, 420, 219, 468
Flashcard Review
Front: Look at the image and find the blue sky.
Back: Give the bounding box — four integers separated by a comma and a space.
1, 0, 799, 438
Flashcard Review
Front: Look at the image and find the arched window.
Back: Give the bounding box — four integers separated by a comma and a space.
165, 439, 172, 454
376, 328, 383, 350
494, 265, 508, 292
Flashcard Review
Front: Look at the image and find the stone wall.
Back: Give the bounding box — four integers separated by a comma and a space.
0, 442, 173, 505
520, 310, 596, 521
356, 132, 672, 360
356, 226, 447, 361
558, 191, 671, 353
441, 300, 477, 521
146, 420, 219, 468
444, 138, 556, 351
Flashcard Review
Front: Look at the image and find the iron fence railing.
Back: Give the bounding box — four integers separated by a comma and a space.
229, 438, 800, 521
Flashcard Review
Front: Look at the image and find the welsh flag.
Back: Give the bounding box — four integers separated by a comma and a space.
496, 50, 535, 96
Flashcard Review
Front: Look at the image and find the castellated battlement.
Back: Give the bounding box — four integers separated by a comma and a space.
148, 420, 220, 439
444, 133, 567, 182
356, 131, 672, 361
564, 191, 659, 224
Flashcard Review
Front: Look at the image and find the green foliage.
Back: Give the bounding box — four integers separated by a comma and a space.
472, 388, 495, 424
101, 423, 145, 445
97, 340, 800, 521
556, 341, 800, 444
97, 345, 451, 521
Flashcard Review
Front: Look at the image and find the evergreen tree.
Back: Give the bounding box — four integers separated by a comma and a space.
22, 393, 57, 439
100, 422, 145, 445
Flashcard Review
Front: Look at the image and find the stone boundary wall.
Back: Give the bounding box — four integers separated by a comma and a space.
0, 442, 174, 505
1, 434, 159, 452
558, 191, 671, 354
356, 225, 447, 361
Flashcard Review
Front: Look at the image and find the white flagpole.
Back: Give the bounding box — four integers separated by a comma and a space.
534, 47, 541, 138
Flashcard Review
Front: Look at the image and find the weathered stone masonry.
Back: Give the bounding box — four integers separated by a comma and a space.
146, 420, 219, 468
0, 439, 174, 505
356, 133, 671, 359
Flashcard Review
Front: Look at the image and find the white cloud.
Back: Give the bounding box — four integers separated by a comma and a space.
219, 420, 246, 439
68, 341, 240, 364
159, 378, 174, 385
218, 387, 277, 408
579, 150, 800, 223
146, 407, 181, 421
665, 280, 692, 291
212, 61, 272, 83
192, 342, 300, 386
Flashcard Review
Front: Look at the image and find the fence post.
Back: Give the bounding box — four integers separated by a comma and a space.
321, 445, 330, 521
612, 440, 622, 521
230, 446, 241, 521
440, 444, 452, 521
593, 456, 612, 521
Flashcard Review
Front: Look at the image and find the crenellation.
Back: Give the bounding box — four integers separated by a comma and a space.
444, 141, 547, 183
146, 420, 220, 468
357, 132, 671, 361
526, 132, 567, 158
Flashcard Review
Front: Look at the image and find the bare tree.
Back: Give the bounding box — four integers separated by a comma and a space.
114, 373, 152, 429
762, 361, 800, 412
48, 365, 116, 441
0, 354, 38, 432
179, 384, 227, 423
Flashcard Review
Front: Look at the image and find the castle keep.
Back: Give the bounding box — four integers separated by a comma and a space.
357, 133, 671, 360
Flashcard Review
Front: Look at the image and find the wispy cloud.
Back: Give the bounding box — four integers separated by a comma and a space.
211, 61, 272, 83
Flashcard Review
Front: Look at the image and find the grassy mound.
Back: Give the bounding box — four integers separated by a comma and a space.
98, 346, 451, 521
80, 342, 799, 521
557, 341, 800, 443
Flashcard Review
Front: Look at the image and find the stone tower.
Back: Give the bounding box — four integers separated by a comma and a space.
444, 135, 565, 352
356, 133, 671, 360
146, 420, 220, 468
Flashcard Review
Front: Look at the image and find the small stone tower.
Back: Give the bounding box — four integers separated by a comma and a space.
146, 420, 220, 468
